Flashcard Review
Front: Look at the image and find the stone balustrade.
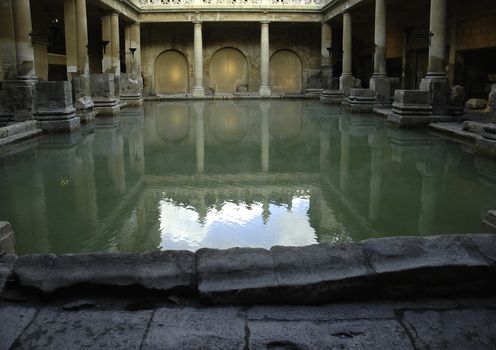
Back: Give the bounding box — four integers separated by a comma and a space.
135, 0, 331, 9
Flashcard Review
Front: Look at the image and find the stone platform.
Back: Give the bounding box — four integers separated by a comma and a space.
1, 234, 495, 349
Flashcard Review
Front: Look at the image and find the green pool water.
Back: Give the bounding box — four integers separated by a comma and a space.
0, 100, 494, 254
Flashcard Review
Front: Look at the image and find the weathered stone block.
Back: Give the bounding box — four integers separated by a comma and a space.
347, 88, 376, 113
321, 90, 344, 104
90, 74, 120, 116
197, 247, 278, 303
72, 74, 95, 122
0, 253, 17, 294
15, 251, 195, 293
339, 74, 357, 98
34, 81, 75, 118
388, 90, 445, 127
0, 81, 35, 121
420, 76, 450, 115
370, 76, 393, 107
16, 308, 152, 349
321, 64, 333, 90
466, 98, 488, 110
450, 85, 465, 116
142, 307, 245, 350
120, 73, 143, 107
0, 221, 15, 254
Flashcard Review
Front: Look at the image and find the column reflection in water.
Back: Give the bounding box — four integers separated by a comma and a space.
339, 116, 350, 192
368, 128, 386, 221
260, 101, 270, 172
194, 102, 205, 173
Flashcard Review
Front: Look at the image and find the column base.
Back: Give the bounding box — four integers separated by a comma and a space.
419, 73, 450, 116
192, 87, 205, 98
370, 75, 393, 108
339, 74, 357, 99
90, 74, 120, 117
0, 80, 36, 122
259, 86, 272, 97
38, 116, 81, 133
320, 90, 344, 104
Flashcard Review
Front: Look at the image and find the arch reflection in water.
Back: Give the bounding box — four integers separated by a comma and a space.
155, 103, 191, 143
207, 103, 249, 144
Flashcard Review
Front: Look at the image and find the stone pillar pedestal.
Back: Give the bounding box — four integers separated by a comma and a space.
0, 80, 36, 122
370, 76, 392, 107
120, 73, 143, 106
420, 76, 450, 115
347, 89, 376, 113
34, 81, 81, 132
320, 90, 344, 104
72, 75, 95, 122
90, 74, 120, 116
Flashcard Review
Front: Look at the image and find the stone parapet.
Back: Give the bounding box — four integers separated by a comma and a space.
0, 222, 15, 254
33, 81, 80, 133
347, 88, 375, 113
5, 234, 496, 303
90, 74, 120, 116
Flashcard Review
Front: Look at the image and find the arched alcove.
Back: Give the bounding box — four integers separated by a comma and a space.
154, 50, 189, 94
270, 49, 303, 93
210, 48, 248, 93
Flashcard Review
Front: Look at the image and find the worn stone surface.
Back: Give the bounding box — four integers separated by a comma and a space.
33, 81, 75, 118
466, 98, 488, 110
0, 305, 38, 350
120, 74, 143, 107
0, 221, 15, 254
320, 90, 343, 104
420, 77, 450, 115
15, 251, 195, 293
197, 247, 278, 303
403, 309, 496, 350
370, 76, 393, 107
391, 90, 432, 116
142, 307, 245, 350
347, 88, 376, 113
13, 308, 151, 349
0, 254, 18, 293
248, 319, 414, 349
450, 85, 466, 116
470, 234, 496, 262
90, 74, 120, 116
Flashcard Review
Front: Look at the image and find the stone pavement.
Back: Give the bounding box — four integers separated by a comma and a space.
1, 234, 496, 349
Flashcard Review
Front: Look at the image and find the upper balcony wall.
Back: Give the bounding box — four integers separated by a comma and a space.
132, 0, 333, 11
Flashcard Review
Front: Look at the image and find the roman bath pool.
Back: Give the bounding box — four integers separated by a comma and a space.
0, 100, 493, 255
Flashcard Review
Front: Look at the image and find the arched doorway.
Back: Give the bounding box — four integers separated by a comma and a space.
155, 50, 189, 94
210, 48, 248, 94
270, 50, 303, 93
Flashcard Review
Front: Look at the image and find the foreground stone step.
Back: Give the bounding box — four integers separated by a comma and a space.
5, 234, 495, 305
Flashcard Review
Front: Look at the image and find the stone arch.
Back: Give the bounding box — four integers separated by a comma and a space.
154, 50, 189, 94
270, 49, 303, 94
210, 47, 249, 94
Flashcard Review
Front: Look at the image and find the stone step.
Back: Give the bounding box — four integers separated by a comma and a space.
0, 121, 42, 147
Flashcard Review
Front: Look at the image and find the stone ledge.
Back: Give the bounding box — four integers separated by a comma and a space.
7, 234, 496, 304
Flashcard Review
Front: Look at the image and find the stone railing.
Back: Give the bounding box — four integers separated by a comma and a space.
134, 0, 332, 10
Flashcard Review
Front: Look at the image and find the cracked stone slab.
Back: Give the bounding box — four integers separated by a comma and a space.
269, 243, 370, 303
15, 251, 195, 293
248, 319, 414, 349
12, 308, 152, 349
247, 303, 394, 321
0, 254, 17, 294
197, 247, 278, 303
403, 309, 496, 349
469, 234, 496, 263
141, 307, 245, 350
0, 305, 37, 350
361, 234, 490, 274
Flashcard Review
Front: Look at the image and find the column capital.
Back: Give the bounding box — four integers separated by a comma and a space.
260, 20, 271, 25
321, 21, 330, 26
193, 19, 202, 24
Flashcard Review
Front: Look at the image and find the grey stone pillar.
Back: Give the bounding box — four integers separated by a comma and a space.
192, 20, 205, 97
63, 0, 77, 79
76, 0, 89, 75
110, 12, 120, 78
420, 0, 450, 115
321, 22, 333, 90
130, 23, 141, 75
12, 0, 35, 80
121, 22, 143, 106
370, 0, 391, 107
101, 14, 112, 73
339, 12, 355, 96
0, 0, 17, 81
259, 20, 271, 97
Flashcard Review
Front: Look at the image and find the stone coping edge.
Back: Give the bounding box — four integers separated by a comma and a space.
1, 234, 495, 304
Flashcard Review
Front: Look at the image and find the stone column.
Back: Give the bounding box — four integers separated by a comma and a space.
120, 22, 143, 106
192, 20, 205, 97
339, 12, 355, 96
12, 0, 35, 80
420, 0, 450, 115
259, 20, 271, 97
0, 0, 17, 81
110, 12, 120, 77
321, 22, 333, 90
101, 15, 112, 73
130, 23, 141, 75
370, 0, 392, 107
63, 0, 77, 79
75, 0, 89, 75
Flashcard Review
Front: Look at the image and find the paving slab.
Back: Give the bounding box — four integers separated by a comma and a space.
0, 305, 38, 350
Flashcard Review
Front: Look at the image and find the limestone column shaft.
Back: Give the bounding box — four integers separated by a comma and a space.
342, 12, 352, 76
63, 0, 77, 79
101, 15, 111, 72
321, 22, 331, 66
193, 21, 204, 97
124, 25, 132, 73
373, 0, 387, 76
0, 0, 17, 80
75, 0, 89, 75
427, 0, 447, 76
110, 12, 120, 77
259, 20, 271, 97
130, 23, 141, 74
12, 0, 35, 79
